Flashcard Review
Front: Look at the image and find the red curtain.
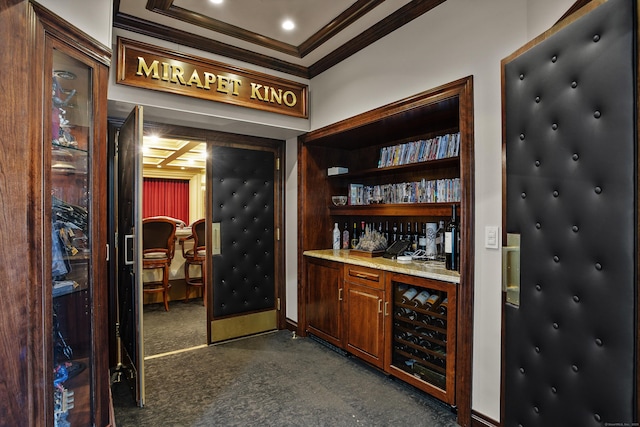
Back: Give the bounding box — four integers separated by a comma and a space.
143, 178, 190, 223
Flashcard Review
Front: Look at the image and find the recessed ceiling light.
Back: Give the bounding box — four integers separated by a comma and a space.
282, 19, 295, 31
210, 0, 223, 4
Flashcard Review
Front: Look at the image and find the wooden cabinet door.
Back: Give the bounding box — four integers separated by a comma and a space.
345, 282, 385, 368
305, 257, 344, 348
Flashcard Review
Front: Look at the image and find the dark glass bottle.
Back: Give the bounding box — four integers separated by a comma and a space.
351, 222, 358, 248
342, 222, 350, 249
445, 205, 459, 271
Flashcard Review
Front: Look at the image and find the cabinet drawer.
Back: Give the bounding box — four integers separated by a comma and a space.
344, 265, 384, 289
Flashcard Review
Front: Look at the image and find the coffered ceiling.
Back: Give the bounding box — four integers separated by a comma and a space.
113, 0, 448, 79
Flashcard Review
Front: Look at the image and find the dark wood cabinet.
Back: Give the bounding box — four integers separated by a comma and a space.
343, 265, 386, 368
0, 3, 111, 425
305, 257, 344, 348
298, 77, 474, 416
385, 273, 457, 405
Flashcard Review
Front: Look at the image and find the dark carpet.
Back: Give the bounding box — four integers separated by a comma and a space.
143, 299, 207, 357
113, 329, 459, 426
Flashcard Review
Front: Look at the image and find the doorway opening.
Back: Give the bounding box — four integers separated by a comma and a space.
140, 136, 208, 359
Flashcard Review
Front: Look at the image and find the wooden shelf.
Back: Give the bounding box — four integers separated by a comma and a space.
329, 202, 459, 217
328, 157, 460, 180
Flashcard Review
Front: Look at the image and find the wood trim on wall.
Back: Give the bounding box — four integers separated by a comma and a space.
114, 0, 446, 79
146, 0, 385, 58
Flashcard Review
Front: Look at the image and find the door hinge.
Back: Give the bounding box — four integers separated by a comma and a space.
115, 322, 120, 338
276, 157, 280, 171
276, 227, 280, 241
106, 243, 109, 261
277, 298, 281, 311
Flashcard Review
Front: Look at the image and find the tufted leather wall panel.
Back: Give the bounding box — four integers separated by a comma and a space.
503, 0, 636, 425
211, 146, 275, 318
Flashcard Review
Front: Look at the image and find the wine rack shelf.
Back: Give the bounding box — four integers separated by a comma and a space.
388, 273, 456, 405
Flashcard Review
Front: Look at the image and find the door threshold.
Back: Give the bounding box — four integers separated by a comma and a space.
144, 344, 208, 360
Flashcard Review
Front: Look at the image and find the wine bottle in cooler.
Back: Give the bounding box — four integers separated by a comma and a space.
437, 297, 448, 316
412, 290, 431, 308
401, 287, 418, 304
445, 205, 459, 270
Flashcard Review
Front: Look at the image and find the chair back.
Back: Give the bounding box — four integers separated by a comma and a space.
142, 218, 177, 260
192, 219, 206, 251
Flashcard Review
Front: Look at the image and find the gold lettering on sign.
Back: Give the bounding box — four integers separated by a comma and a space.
250, 83, 297, 107
283, 91, 297, 107
188, 69, 204, 88
136, 57, 160, 79
203, 72, 216, 90
121, 39, 307, 118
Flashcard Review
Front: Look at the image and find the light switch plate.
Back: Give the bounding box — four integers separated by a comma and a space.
485, 226, 500, 249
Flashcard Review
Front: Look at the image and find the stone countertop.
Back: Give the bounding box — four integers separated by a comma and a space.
303, 249, 460, 284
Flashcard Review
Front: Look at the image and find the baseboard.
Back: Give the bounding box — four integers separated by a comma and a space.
471, 410, 500, 427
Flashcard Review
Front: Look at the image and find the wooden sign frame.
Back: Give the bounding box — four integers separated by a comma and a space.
116, 37, 308, 119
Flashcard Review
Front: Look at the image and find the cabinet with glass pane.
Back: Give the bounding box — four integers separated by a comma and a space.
41, 6, 111, 426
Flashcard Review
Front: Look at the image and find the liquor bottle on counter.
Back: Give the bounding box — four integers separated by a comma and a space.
342, 222, 350, 249
398, 223, 404, 241
413, 222, 419, 251
384, 221, 390, 243
436, 220, 445, 260
418, 223, 427, 251
406, 222, 412, 248
445, 205, 459, 271
333, 223, 340, 249
391, 223, 398, 244
351, 222, 358, 248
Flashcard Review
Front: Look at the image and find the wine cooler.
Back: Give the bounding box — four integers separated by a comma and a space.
388, 274, 457, 405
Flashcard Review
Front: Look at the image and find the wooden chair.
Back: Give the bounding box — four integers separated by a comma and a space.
179, 219, 206, 304
142, 218, 177, 311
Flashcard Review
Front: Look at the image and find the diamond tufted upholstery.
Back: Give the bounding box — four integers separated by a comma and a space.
503, 0, 636, 425
211, 146, 275, 318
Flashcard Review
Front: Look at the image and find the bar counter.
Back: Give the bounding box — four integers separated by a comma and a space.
303, 249, 460, 284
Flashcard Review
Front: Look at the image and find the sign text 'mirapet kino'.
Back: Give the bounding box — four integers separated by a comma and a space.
116, 38, 308, 119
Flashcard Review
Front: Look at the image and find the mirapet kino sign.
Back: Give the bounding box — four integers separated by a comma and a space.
116, 38, 308, 119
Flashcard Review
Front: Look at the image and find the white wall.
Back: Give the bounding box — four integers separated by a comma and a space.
285, 137, 299, 321
35, 0, 112, 47
307, 0, 574, 420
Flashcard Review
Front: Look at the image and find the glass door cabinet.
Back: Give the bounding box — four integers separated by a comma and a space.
39, 6, 111, 426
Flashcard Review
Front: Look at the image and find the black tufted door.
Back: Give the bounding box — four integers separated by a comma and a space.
209, 145, 277, 342
502, 0, 636, 425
